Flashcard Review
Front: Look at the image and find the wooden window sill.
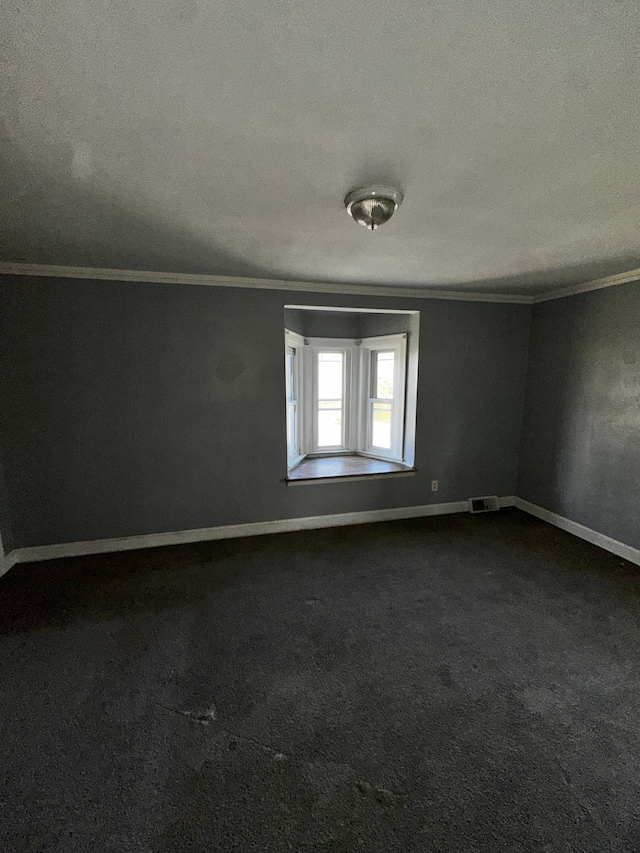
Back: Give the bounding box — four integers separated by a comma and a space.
286, 455, 416, 486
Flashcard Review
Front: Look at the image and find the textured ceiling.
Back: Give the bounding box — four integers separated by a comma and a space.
2, 0, 640, 295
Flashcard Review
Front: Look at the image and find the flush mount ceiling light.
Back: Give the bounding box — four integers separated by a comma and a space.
344, 185, 403, 231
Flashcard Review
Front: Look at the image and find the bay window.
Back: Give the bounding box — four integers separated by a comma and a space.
284, 329, 409, 471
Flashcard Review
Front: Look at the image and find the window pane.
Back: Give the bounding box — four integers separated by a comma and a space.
287, 403, 296, 453
318, 352, 343, 400
371, 402, 392, 448
376, 352, 394, 399
318, 410, 342, 446
286, 350, 294, 402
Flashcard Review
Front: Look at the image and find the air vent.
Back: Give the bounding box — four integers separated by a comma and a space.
468, 495, 500, 513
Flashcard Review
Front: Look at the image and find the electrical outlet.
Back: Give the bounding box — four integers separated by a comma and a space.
431, 480, 438, 492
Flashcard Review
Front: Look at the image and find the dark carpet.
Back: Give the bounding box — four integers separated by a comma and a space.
1, 508, 639, 852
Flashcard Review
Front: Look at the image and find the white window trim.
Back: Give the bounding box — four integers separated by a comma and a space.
284, 329, 306, 468
306, 337, 358, 454
359, 333, 407, 462
286, 331, 409, 469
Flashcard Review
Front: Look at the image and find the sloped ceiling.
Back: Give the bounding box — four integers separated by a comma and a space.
2, 0, 639, 295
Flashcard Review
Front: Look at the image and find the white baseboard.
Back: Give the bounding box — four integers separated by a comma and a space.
514, 497, 640, 567
8, 495, 634, 573
3, 499, 488, 570
2, 549, 19, 576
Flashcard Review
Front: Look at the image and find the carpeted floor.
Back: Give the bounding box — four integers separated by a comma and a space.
1, 507, 639, 852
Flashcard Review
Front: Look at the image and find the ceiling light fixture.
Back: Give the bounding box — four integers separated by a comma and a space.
344, 185, 403, 231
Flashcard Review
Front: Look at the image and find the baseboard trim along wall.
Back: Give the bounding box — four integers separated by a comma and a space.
4, 495, 637, 573
514, 497, 640, 567
2, 498, 514, 573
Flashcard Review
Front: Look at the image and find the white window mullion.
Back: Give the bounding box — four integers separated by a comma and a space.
355, 342, 366, 453
346, 343, 359, 452
302, 341, 312, 455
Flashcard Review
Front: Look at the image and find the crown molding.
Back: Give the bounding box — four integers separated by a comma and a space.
0, 263, 531, 303
1, 262, 637, 304
531, 267, 640, 303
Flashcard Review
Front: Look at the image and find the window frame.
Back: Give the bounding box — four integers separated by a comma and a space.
358, 333, 407, 462
284, 329, 305, 468
307, 337, 358, 455
285, 330, 408, 469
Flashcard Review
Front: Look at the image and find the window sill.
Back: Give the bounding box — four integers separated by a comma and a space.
286, 455, 416, 486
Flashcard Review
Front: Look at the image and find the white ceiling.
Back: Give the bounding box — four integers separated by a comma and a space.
2, 0, 639, 295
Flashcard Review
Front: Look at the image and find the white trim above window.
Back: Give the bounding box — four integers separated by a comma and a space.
285, 330, 412, 471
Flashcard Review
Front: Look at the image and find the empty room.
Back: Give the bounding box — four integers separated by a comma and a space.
1, 0, 639, 850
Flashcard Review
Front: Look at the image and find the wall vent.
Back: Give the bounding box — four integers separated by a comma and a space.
468, 495, 500, 513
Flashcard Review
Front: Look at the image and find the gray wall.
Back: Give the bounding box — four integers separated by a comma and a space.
283, 308, 412, 340
0, 275, 531, 549
518, 282, 640, 549
284, 308, 360, 339
283, 308, 306, 336
358, 312, 412, 337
